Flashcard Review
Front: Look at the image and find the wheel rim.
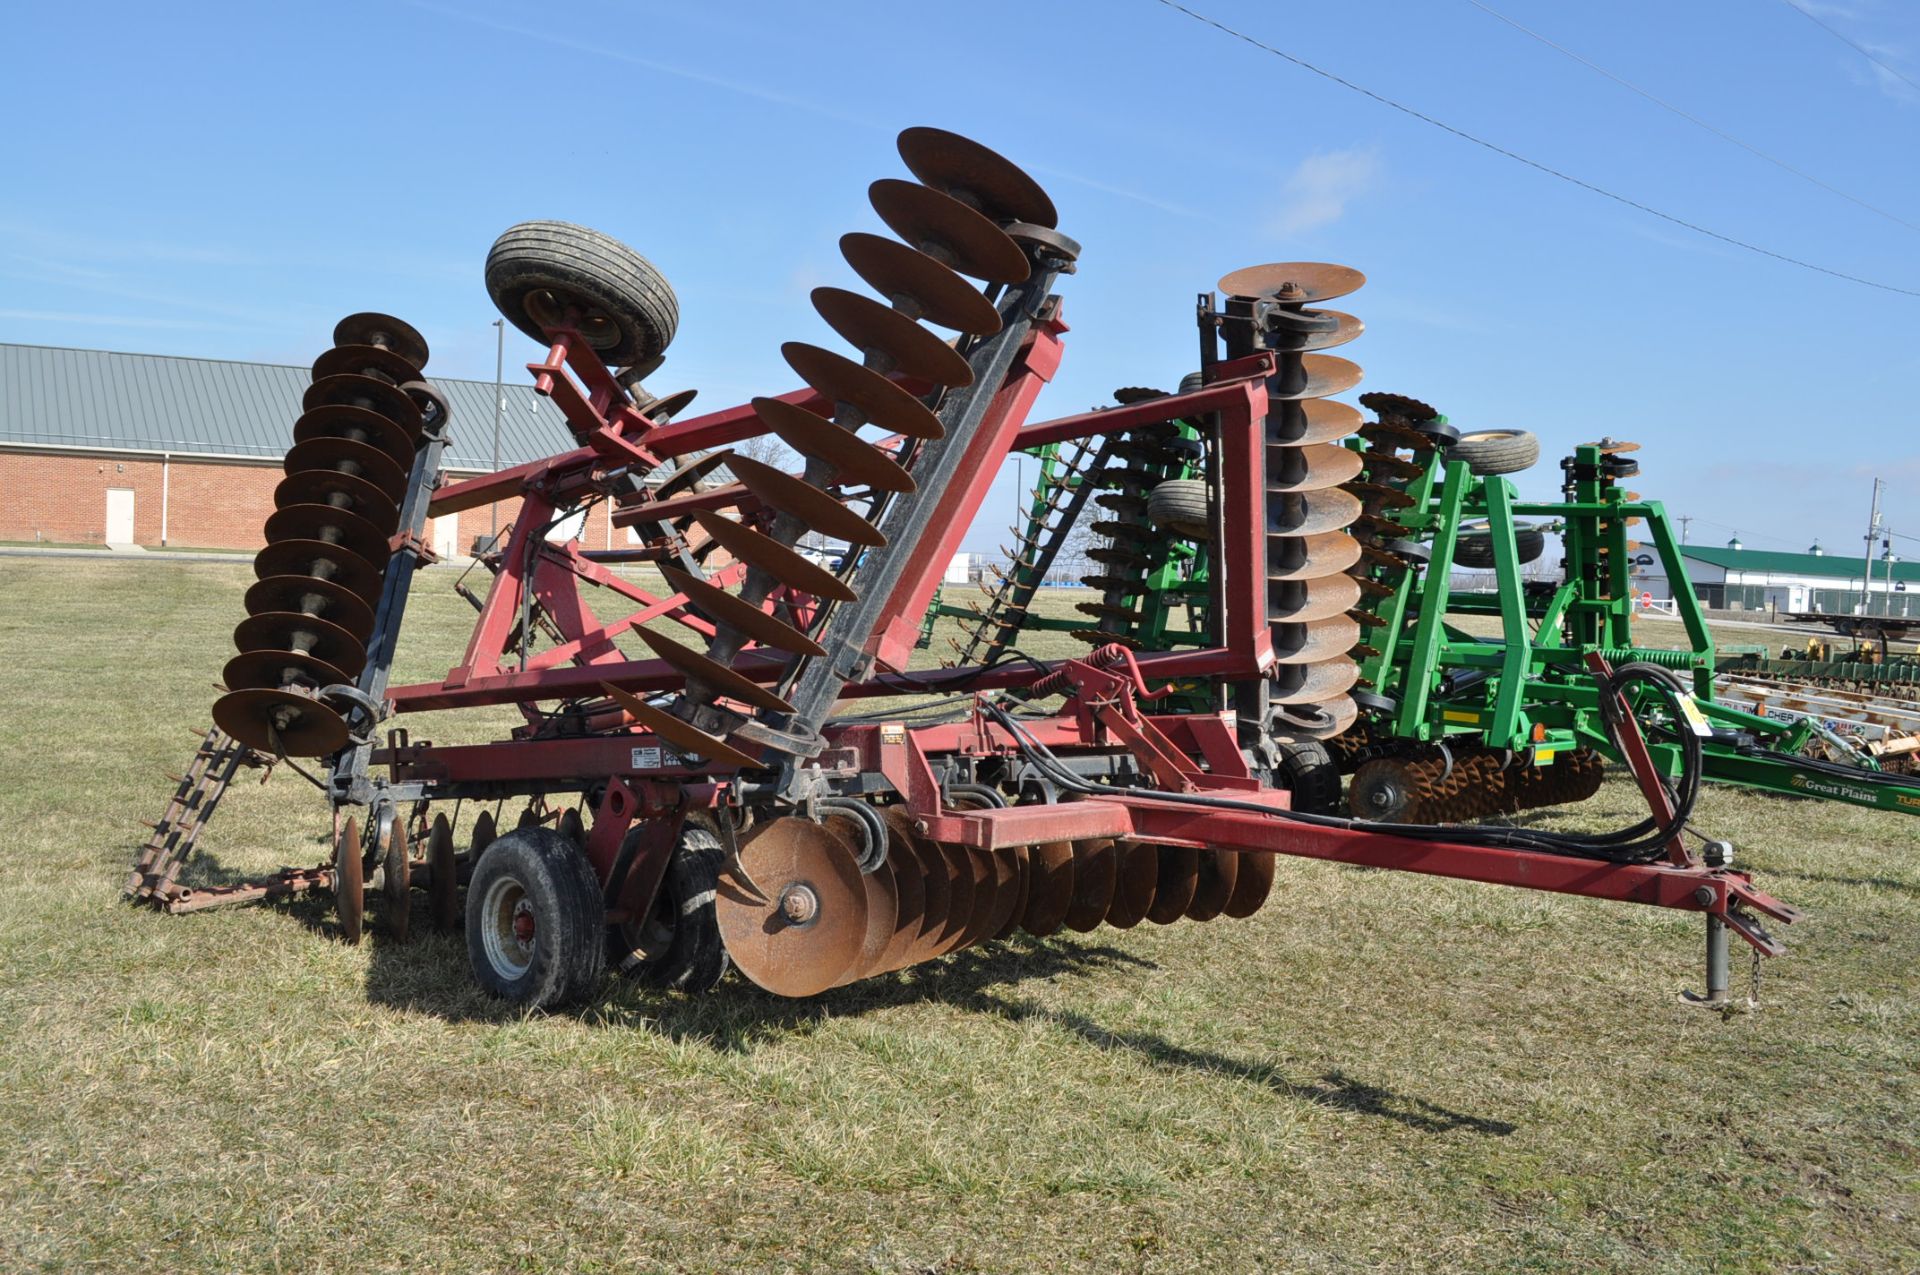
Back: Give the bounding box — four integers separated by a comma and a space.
524, 288, 621, 350
480, 875, 536, 979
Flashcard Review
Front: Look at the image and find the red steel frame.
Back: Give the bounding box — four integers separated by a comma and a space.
376, 324, 1798, 957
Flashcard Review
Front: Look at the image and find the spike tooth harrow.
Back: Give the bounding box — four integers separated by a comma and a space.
122, 125, 1804, 1011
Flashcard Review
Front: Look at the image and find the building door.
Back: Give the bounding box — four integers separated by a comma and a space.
431, 511, 460, 560
105, 488, 136, 543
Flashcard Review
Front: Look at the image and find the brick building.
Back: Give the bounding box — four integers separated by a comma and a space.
0, 342, 630, 556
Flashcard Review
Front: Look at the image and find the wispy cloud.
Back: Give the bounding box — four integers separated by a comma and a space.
406, 1, 875, 129
1270, 147, 1381, 237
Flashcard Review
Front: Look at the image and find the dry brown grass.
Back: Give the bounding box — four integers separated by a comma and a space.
1, 558, 1916, 1273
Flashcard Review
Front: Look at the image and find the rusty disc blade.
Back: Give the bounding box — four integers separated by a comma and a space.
1359, 419, 1436, 453
312, 343, 422, 388
1266, 444, 1366, 493
470, 810, 497, 860
925, 839, 975, 956
1269, 487, 1363, 536
823, 816, 900, 987
1272, 615, 1363, 665
753, 396, 915, 494
1272, 657, 1361, 705
221, 648, 352, 694
1222, 852, 1274, 919
282, 437, 408, 506
716, 817, 869, 998
878, 810, 946, 969
1269, 398, 1364, 446
1587, 438, 1640, 454
274, 462, 402, 528
1363, 452, 1427, 483
840, 233, 1002, 336
252, 539, 384, 607
659, 564, 825, 658
870, 179, 1031, 284
1266, 530, 1364, 581
1294, 309, 1365, 352
1019, 841, 1076, 938
1269, 354, 1363, 401
654, 451, 731, 500
1218, 262, 1365, 304
870, 818, 929, 974
244, 575, 375, 639
1146, 845, 1201, 924
428, 813, 459, 932
213, 686, 349, 757
640, 388, 698, 421
233, 611, 367, 678
783, 342, 944, 440
1354, 575, 1396, 599
634, 627, 795, 713
1267, 571, 1363, 622
599, 684, 759, 768
1185, 851, 1239, 922
332, 312, 429, 369
1351, 511, 1414, 540
1104, 840, 1159, 930
986, 847, 1030, 942
291, 404, 416, 473
688, 510, 858, 603
383, 816, 411, 942
303, 373, 424, 436
334, 815, 365, 944
1290, 694, 1359, 740
723, 453, 886, 547
812, 287, 973, 388
898, 126, 1058, 228
1348, 481, 1416, 511
1062, 838, 1117, 933
263, 503, 390, 569
939, 847, 989, 952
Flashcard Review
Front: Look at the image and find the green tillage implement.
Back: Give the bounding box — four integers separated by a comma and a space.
1355, 440, 1920, 818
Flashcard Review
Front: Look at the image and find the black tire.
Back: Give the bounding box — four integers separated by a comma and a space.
1454, 521, 1547, 569
609, 822, 730, 994
1147, 478, 1212, 540
1452, 429, 1539, 476
1278, 739, 1344, 815
1177, 371, 1205, 395
466, 827, 606, 1009
485, 221, 678, 367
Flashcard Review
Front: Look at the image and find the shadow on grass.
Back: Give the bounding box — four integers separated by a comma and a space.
977, 998, 1517, 1136
1752, 864, 1920, 895
361, 925, 1159, 1042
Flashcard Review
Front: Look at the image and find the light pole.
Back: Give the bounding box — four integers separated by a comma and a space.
491, 319, 505, 545
1862, 477, 1884, 616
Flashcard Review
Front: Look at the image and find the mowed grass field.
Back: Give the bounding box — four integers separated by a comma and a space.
1, 556, 1916, 1273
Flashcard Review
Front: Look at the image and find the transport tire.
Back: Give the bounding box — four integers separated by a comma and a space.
1177, 370, 1205, 395
1147, 478, 1212, 540
466, 827, 606, 1008
485, 220, 678, 367
1452, 429, 1539, 476
610, 822, 731, 994
1277, 739, 1343, 815
1453, 521, 1547, 569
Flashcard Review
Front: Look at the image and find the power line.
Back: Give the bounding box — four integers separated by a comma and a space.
1147, 0, 1920, 298
1779, 0, 1920, 95
1463, 0, 1917, 232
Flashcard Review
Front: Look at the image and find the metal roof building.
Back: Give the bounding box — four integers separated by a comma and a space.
0, 341, 572, 471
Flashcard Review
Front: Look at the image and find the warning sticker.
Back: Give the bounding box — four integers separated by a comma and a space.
1676, 693, 1714, 738
632, 746, 663, 770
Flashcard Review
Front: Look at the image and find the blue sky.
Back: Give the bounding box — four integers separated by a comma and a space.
2, 0, 1916, 559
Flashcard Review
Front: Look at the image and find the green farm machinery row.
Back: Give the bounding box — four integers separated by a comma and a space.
950, 388, 1920, 823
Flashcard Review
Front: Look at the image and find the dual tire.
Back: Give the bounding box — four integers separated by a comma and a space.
464, 819, 730, 1009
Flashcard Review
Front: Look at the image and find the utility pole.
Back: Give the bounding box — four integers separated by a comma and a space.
1862, 477, 1884, 617
491, 319, 505, 545
1677, 514, 1692, 544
